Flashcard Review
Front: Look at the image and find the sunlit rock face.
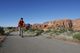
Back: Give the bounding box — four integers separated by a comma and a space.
42, 19, 73, 30
31, 19, 80, 31
31, 24, 42, 30
72, 19, 80, 31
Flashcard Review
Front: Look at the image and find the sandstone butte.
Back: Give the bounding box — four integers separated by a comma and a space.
31, 19, 80, 31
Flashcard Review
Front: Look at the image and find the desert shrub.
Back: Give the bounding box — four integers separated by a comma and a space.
68, 28, 73, 31
24, 29, 44, 36
24, 28, 35, 32
0, 27, 5, 35
7, 27, 12, 29
51, 29, 66, 35
45, 29, 51, 33
35, 30, 44, 36
73, 33, 80, 40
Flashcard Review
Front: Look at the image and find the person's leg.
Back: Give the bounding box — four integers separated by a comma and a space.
21, 28, 23, 37
19, 27, 21, 36
21, 27, 24, 38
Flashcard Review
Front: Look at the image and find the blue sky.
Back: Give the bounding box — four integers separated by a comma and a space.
0, 0, 80, 27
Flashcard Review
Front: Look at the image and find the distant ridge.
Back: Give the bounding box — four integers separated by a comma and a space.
31, 18, 80, 31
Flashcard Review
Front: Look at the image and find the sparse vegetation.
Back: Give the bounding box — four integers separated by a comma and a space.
24, 29, 44, 37
24, 27, 80, 43
43, 28, 68, 35
0, 27, 5, 35
34, 29, 44, 36
7, 27, 16, 32
73, 32, 80, 40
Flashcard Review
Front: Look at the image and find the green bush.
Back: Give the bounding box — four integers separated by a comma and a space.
73, 33, 80, 40
0, 27, 5, 35
24, 29, 44, 36
34, 30, 44, 36
45, 29, 51, 33
51, 29, 66, 35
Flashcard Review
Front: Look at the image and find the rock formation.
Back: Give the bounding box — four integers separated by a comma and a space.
31, 19, 80, 31
72, 19, 80, 31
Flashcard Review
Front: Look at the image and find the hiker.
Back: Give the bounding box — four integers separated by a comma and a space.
18, 18, 25, 37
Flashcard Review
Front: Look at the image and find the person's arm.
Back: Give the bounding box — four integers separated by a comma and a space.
18, 21, 21, 27
18, 23, 20, 27
23, 21, 25, 27
17, 21, 20, 31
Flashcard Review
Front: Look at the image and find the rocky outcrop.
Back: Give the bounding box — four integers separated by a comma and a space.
31, 19, 80, 31
72, 19, 80, 31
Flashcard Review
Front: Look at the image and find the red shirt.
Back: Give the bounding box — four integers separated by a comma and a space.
18, 20, 25, 27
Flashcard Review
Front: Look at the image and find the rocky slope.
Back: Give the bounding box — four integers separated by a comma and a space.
31, 19, 80, 31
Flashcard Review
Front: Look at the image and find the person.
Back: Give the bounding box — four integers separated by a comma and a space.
18, 18, 25, 38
